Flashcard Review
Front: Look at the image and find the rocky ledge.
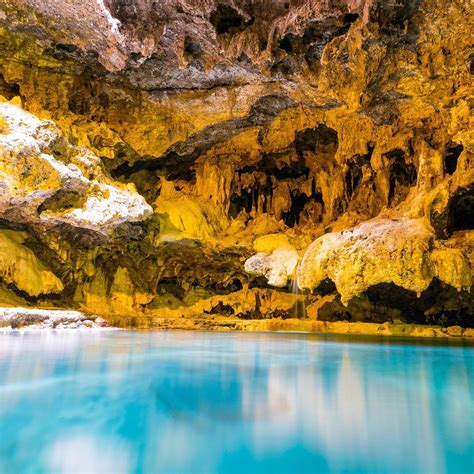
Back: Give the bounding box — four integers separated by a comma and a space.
0, 307, 108, 330
0, 0, 472, 335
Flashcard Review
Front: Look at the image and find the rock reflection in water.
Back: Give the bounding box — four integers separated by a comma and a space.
0, 331, 473, 473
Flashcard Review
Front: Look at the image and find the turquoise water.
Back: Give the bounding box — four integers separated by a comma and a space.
0, 331, 473, 473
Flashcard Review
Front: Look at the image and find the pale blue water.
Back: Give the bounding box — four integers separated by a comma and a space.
0, 331, 473, 474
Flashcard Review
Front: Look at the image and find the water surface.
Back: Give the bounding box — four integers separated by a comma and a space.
0, 330, 473, 473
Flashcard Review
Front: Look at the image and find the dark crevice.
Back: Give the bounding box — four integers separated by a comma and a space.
110, 94, 296, 182
294, 124, 338, 157
210, 5, 250, 34
229, 189, 253, 218
279, 35, 293, 53
344, 146, 373, 199
282, 190, 323, 227
37, 190, 86, 215
205, 302, 235, 316
314, 278, 337, 296
343, 13, 359, 24
372, 0, 422, 34
345, 166, 362, 199
0, 278, 64, 306
444, 143, 463, 175
183, 35, 203, 60
0, 74, 20, 100
279, 15, 353, 59
283, 192, 310, 227
318, 279, 473, 326
385, 149, 417, 206
157, 277, 185, 300
304, 43, 325, 69
228, 176, 273, 219
446, 185, 474, 235
364, 280, 474, 327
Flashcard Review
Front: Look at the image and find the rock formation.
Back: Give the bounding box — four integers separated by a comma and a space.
0, 0, 472, 333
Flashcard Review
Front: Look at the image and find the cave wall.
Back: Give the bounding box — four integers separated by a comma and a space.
0, 0, 472, 326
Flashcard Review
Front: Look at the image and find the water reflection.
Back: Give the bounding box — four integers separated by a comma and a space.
0, 331, 473, 473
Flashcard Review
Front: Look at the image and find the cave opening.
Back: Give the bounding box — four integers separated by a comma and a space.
184, 35, 202, 60
210, 5, 247, 34
343, 13, 359, 24
385, 149, 417, 206
344, 147, 373, 199
364, 280, 474, 327
283, 192, 310, 227
294, 124, 338, 157
0, 74, 20, 101
444, 143, 463, 175
316, 279, 473, 326
228, 177, 273, 219
345, 166, 362, 199
279, 34, 293, 53
282, 190, 323, 227
446, 186, 474, 234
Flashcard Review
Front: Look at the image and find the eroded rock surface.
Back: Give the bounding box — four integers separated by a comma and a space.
0, 0, 472, 331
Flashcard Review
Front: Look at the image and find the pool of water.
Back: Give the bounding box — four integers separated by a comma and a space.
0, 330, 473, 473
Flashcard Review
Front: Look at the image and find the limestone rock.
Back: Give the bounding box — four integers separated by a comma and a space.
245, 235, 299, 287
0, 230, 63, 296
0, 0, 471, 328
0, 101, 152, 233
298, 218, 472, 305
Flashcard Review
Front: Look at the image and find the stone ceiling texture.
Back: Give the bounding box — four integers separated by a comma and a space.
0, 0, 472, 333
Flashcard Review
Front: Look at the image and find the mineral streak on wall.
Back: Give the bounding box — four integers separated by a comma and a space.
0, 0, 472, 332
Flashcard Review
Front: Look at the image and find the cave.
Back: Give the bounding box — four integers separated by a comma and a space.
278, 34, 293, 54
345, 165, 362, 199
294, 124, 338, 156
282, 190, 324, 227
183, 35, 202, 60
444, 143, 463, 175
283, 191, 310, 227
446, 186, 474, 235
0, 1, 470, 335
0, 74, 20, 100
0, 1, 473, 469
385, 149, 417, 206
210, 4, 246, 34
0, 5, 471, 329
344, 13, 360, 24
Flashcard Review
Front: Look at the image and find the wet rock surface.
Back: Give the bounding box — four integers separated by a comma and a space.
0, 0, 472, 332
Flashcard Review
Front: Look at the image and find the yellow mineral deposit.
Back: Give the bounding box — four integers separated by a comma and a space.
0, 0, 472, 337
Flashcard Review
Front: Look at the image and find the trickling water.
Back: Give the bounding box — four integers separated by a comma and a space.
290, 265, 306, 318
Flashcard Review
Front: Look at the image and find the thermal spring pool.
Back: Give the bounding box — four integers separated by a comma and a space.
0, 330, 473, 473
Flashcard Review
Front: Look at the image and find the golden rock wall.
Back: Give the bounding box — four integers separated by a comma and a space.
0, 0, 472, 330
